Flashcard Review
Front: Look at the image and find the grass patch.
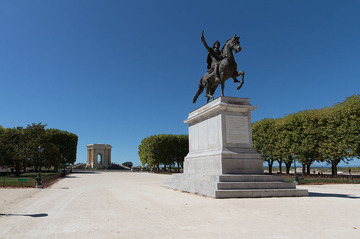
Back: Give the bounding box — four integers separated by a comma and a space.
0, 176, 36, 187
21, 172, 58, 177
0, 171, 60, 187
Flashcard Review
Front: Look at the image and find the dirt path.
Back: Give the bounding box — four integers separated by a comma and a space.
1, 171, 359, 239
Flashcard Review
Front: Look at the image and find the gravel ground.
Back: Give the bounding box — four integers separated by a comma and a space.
0, 171, 359, 239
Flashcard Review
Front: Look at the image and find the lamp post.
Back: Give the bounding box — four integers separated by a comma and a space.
36, 146, 43, 187
293, 153, 298, 184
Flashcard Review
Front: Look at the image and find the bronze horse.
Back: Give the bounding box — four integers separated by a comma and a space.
193, 34, 245, 103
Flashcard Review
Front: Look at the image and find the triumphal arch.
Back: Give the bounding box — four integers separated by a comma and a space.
86, 144, 112, 169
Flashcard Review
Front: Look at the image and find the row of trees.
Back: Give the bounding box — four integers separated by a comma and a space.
252, 95, 360, 175
0, 123, 78, 175
138, 134, 188, 172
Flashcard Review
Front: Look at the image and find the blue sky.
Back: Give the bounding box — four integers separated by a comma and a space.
1, 0, 360, 167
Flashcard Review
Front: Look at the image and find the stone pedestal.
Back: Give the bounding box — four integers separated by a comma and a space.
162, 97, 308, 198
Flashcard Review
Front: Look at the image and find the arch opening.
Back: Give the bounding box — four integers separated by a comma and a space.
97, 154, 102, 165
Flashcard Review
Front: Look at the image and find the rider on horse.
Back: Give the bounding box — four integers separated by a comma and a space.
201, 31, 240, 83
193, 32, 245, 104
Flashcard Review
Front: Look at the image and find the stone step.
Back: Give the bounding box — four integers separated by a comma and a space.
169, 174, 285, 183
215, 189, 308, 198
218, 174, 284, 182
163, 173, 308, 198
217, 182, 296, 190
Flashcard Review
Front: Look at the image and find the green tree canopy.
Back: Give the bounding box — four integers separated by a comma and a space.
0, 123, 78, 174
252, 95, 360, 175
122, 161, 133, 168
252, 118, 278, 174
138, 134, 188, 172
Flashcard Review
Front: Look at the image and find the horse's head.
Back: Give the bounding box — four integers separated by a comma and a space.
231, 34, 242, 53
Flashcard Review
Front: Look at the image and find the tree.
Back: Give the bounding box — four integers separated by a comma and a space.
252, 95, 360, 176
252, 118, 278, 174
138, 135, 161, 171
0, 124, 45, 175
173, 134, 188, 172
279, 115, 297, 174
46, 128, 78, 171
0, 126, 5, 166
319, 105, 355, 175
22, 123, 47, 172
1, 127, 22, 175
296, 109, 325, 174
122, 161, 133, 168
273, 118, 287, 174
0, 123, 78, 174
335, 95, 360, 158
138, 134, 188, 172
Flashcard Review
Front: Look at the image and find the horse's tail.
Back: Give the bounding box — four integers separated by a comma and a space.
193, 78, 204, 103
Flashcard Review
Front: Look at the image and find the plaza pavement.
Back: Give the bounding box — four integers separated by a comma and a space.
0, 171, 359, 239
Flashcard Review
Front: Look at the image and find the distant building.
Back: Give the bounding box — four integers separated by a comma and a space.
86, 144, 112, 169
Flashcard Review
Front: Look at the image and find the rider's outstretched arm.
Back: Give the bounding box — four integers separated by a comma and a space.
201, 30, 211, 52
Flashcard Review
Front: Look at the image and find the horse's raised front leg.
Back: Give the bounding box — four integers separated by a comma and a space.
236, 71, 245, 90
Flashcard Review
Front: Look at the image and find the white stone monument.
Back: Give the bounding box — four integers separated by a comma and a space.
86, 144, 112, 169
162, 97, 308, 198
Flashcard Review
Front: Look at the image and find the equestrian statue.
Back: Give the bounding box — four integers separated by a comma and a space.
193, 31, 245, 103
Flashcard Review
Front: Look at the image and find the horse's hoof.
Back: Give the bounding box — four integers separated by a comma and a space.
237, 85, 242, 90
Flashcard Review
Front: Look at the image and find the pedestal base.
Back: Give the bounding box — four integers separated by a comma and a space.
162, 173, 308, 198
162, 97, 308, 198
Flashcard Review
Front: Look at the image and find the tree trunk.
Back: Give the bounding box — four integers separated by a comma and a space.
277, 159, 283, 174
301, 163, 305, 175
15, 164, 21, 176
332, 161, 338, 176
306, 163, 311, 175
284, 155, 293, 175
267, 160, 273, 174
285, 162, 291, 174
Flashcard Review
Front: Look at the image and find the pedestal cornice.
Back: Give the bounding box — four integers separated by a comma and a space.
185, 97, 257, 126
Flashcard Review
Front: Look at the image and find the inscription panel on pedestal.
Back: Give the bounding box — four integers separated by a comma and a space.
225, 115, 249, 144
198, 120, 208, 151
208, 115, 220, 149
189, 125, 199, 152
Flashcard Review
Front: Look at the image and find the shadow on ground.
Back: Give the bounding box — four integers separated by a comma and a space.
309, 192, 360, 199
0, 213, 48, 217
71, 170, 99, 174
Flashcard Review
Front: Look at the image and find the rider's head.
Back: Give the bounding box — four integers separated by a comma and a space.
213, 41, 220, 50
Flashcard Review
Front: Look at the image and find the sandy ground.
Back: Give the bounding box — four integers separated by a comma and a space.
0, 171, 359, 239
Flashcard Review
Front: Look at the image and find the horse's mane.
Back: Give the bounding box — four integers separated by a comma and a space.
221, 38, 231, 54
